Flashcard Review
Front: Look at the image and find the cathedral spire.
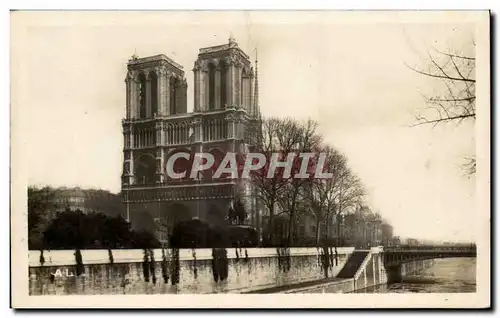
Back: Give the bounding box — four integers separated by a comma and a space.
254, 48, 263, 146
253, 48, 260, 120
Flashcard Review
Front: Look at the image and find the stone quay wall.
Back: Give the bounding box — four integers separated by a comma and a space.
28, 247, 356, 295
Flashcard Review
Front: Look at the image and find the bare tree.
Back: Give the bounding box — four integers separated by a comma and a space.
254, 117, 365, 247
304, 145, 341, 245
406, 39, 476, 175
407, 45, 475, 126
252, 117, 301, 245
333, 160, 365, 248
278, 119, 322, 246
303, 146, 364, 264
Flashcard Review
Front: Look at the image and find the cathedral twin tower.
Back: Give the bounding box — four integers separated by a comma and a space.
124, 36, 258, 121
121, 37, 261, 237
194, 37, 257, 115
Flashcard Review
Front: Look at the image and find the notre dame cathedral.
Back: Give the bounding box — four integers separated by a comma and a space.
121, 37, 262, 243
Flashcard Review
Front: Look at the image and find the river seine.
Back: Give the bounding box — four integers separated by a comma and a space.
358, 258, 476, 293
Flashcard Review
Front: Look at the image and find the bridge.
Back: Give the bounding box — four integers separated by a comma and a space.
383, 245, 477, 267
381, 245, 476, 284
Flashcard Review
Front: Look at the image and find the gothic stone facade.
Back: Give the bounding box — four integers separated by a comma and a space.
121, 37, 261, 243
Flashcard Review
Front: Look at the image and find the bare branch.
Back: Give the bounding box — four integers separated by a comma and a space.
404, 62, 476, 83
433, 48, 475, 61
407, 38, 476, 144
411, 113, 475, 127
462, 156, 477, 177
429, 97, 475, 103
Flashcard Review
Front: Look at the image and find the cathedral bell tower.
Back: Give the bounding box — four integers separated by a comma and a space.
122, 54, 188, 187
193, 35, 257, 115
190, 36, 261, 228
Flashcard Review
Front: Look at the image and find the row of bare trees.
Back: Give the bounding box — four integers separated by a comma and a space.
250, 117, 365, 247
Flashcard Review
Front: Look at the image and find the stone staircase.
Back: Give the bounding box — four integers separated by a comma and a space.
336, 251, 370, 278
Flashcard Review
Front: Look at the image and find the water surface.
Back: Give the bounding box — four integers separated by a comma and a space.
360, 258, 476, 293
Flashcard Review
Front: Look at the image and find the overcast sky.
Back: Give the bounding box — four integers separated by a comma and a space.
13, 11, 479, 242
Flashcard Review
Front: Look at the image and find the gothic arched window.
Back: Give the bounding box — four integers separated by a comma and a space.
138, 72, 147, 119
241, 68, 249, 110
220, 61, 228, 108
170, 77, 177, 115
208, 63, 216, 110
150, 71, 158, 117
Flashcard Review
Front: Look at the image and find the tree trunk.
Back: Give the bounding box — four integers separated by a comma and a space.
337, 214, 341, 247
335, 211, 341, 266
315, 218, 321, 246
286, 196, 297, 247
286, 214, 293, 247
266, 203, 275, 245
324, 215, 330, 243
